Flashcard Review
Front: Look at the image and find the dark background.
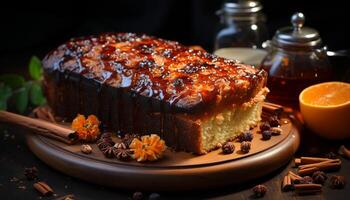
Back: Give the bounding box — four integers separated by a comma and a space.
1, 1, 350, 199
0, 0, 349, 74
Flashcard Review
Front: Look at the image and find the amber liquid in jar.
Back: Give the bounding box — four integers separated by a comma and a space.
260, 60, 332, 108
263, 74, 331, 108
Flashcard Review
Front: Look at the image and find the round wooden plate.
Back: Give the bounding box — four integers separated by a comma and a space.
26, 117, 300, 191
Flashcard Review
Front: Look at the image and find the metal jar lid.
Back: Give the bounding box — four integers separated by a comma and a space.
272, 12, 322, 49
216, 1, 263, 16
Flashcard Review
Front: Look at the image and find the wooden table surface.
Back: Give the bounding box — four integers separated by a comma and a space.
0, 124, 349, 200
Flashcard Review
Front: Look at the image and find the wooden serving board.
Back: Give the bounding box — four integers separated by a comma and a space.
26, 117, 300, 191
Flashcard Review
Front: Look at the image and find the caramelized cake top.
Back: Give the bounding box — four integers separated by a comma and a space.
43, 33, 267, 112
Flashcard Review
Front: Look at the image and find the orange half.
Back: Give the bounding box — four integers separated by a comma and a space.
299, 82, 350, 139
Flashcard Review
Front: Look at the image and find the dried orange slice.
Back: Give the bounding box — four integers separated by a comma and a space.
299, 82, 350, 139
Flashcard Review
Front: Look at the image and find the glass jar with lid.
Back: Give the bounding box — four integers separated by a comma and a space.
214, 0, 268, 50
260, 12, 333, 108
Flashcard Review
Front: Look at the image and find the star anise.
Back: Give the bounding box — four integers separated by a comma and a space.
97, 140, 113, 152
299, 176, 313, 184
252, 184, 267, 198
113, 143, 132, 161
97, 132, 115, 146
330, 175, 346, 189
122, 133, 140, 147
312, 171, 327, 185
97, 133, 115, 150
102, 146, 115, 158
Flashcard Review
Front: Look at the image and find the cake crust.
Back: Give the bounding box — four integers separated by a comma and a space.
42, 33, 267, 154
43, 33, 266, 113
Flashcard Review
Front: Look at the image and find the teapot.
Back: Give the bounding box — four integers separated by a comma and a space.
260, 12, 336, 107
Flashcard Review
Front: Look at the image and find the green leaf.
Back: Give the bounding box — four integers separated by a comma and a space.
0, 84, 12, 110
28, 56, 42, 80
0, 74, 25, 89
11, 87, 28, 114
30, 83, 46, 106
0, 100, 6, 110
0, 84, 12, 99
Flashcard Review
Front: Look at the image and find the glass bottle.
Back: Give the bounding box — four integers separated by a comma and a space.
214, 0, 268, 50
260, 12, 332, 108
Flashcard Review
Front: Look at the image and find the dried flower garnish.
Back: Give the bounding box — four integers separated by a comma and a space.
222, 142, 235, 154
71, 114, 101, 142
330, 175, 346, 189
24, 167, 38, 180
113, 143, 132, 161
252, 184, 267, 197
130, 134, 166, 162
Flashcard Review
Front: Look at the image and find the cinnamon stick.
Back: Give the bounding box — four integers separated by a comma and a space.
33, 181, 54, 196
297, 160, 341, 176
288, 171, 302, 179
294, 184, 322, 194
314, 161, 341, 171
288, 171, 302, 183
298, 167, 319, 176
298, 159, 341, 170
294, 158, 301, 166
299, 156, 333, 165
282, 175, 293, 191
0, 111, 77, 144
262, 102, 283, 116
294, 184, 322, 190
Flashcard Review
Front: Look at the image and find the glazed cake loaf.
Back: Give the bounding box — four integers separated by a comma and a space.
42, 33, 268, 154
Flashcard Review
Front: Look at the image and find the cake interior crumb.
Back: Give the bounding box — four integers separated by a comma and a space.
200, 92, 265, 151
